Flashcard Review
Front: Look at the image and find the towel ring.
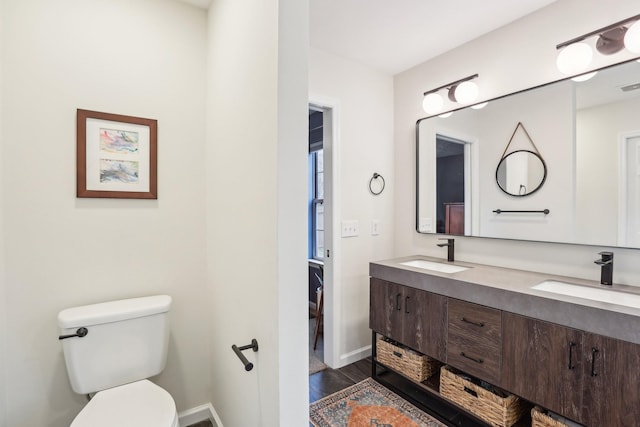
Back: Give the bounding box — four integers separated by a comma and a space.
369, 173, 385, 196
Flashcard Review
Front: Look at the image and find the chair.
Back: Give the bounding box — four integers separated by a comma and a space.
313, 286, 323, 350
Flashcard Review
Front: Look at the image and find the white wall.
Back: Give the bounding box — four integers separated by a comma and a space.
206, 0, 308, 425
576, 96, 640, 245
395, 0, 640, 287
276, 0, 309, 424
1, 1, 211, 425
309, 47, 395, 367
0, 0, 6, 423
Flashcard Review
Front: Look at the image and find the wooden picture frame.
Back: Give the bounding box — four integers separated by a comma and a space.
77, 109, 157, 199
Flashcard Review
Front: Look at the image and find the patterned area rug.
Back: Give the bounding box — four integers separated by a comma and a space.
310, 378, 446, 426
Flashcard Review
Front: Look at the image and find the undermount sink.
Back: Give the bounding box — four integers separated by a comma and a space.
531, 280, 640, 309
400, 259, 469, 274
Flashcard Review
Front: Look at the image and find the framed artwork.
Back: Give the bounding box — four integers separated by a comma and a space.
77, 109, 157, 199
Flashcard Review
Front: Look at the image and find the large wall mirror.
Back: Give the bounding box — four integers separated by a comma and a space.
416, 58, 640, 248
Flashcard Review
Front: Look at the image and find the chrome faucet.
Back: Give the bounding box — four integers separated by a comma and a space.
437, 238, 455, 262
594, 251, 613, 286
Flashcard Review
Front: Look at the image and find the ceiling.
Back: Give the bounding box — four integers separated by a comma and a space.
310, 0, 558, 75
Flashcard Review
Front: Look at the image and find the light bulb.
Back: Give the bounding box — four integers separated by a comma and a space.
422, 92, 443, 114
624, 20, 640, 53
453, 81, 479, 104
470, 102, 488, 110
556, 42, 593, 75
571, 71, 597, 82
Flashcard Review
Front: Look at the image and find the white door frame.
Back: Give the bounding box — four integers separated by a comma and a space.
618, 130, 640, 247
309, 95, 340, 368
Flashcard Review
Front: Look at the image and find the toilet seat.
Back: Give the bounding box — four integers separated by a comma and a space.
70, 379, 178, 427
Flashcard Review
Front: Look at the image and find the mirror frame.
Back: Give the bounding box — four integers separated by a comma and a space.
495, 149, 547, 197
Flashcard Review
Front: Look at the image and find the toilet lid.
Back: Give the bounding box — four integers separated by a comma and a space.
70, 380, 177, 427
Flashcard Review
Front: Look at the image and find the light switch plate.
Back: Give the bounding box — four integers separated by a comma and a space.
371, 219, 380, 236
419, 217, 432, 233
341, 220, 359, 237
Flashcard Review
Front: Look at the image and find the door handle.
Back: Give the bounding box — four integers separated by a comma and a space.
568, 341, 576, 370
405, 296, 410, 314
395, 294, 401, 311
591, 347, 599, 377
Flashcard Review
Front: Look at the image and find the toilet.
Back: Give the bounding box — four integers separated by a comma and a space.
57, 295, 178, 427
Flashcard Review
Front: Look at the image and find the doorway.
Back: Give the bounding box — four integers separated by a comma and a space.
308, 107, 325, 369
307, 98, 338, 375
435, 134, 471, 235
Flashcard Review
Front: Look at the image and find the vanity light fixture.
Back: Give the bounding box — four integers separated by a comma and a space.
556, 14, 640, 76
571, 71, 598, 82
422, 92, 444, 114
470, 101, 489, 110
422, 74, 479, 114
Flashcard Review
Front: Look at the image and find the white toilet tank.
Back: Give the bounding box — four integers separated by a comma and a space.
58, 295, 172, 395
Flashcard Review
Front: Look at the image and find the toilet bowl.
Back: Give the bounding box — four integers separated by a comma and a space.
70, 380, 178, 427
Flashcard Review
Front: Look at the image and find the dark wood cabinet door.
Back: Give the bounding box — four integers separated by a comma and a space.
502, 312, 583, 421
370, 279, 447, 361
402, 286, 447, 361
581, 333, 640, 426
369, 278, 403, 342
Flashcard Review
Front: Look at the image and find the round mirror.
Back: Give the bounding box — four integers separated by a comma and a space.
495, 150, 547, 197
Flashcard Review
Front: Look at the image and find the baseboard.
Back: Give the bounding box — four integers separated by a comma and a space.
178, 403, 223, 427
336, 344, 372, 368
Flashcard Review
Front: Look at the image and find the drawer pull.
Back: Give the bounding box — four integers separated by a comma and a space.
395, 293, 401, 311
405, 296, 410, 314
568, 341, 576, 370
460, 352, 484, 364
393, 351, 403, 358
591, 347, 599, 377
461, 317, 485, 328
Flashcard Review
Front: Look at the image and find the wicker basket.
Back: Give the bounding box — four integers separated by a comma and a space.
376, 337, 441, 382
440, 365, 529, 427
531, 406, 576, 427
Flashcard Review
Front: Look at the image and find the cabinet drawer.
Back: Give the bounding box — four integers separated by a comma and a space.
447, 299, 502, 383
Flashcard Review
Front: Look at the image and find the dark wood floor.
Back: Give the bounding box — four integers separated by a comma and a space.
309, 311, 373, 401
309, 357, 372, 403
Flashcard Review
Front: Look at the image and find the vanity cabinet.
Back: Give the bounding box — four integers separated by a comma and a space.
369, 278, 447, 360
502, 312, 640, 426
447, 299, 502, 384
370, 275, 640, 427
